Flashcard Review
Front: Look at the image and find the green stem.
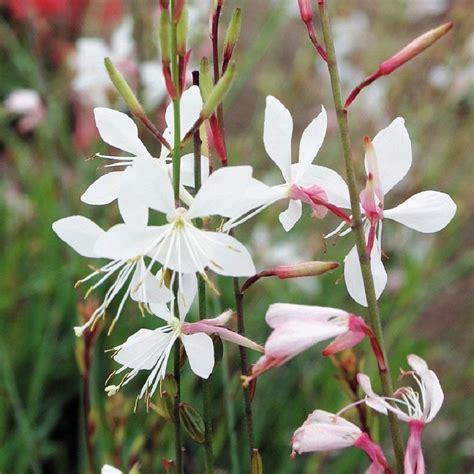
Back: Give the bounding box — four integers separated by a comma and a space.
193, 70, 214, 473
170, 2, 183, 472
318, 3, 405, 472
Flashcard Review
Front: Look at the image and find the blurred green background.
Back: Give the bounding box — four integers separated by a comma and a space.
1, 0, 473, 472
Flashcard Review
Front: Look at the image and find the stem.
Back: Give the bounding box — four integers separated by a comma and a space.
193, 70, 214, 473
233, 280, 255, 454
83, 343, 96, 473
170, 2, 183, 472
317, 3, 405, 471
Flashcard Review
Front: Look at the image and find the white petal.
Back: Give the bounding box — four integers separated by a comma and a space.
81, 171, 123, 205
189, 227, 256, 277
263, 96, 293, 182
94, 224, 166, 260
52, 216, 104, 258
278, 199, 302, 231
130, 267, 173, 304
114, 328, 171, 371
179, 153, 210, 187
344, 241, 387, 306
165, 86, 202, 142
187, 166, 253, 219
117, 167, 149, 225
296, 106, 327, 180
407, 354, 444, 422
94, 107, 151, 157
305, 165, 351, 208
384, 191, 456, 233
132, 156, 175, 215
177, 273, 198, 319
181, 333, 214, 378
370, 117, 412, 195
150, 303, 171, 321
110, 17, 134, 58
101, 465, 122, 474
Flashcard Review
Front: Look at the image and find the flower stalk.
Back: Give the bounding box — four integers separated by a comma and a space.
193, 70, 214, 473
317, 2, 405, 471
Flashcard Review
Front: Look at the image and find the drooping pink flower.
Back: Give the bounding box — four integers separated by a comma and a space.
358, 355, 444, 474
242, 303, 385, 386
291, 410, 391, 474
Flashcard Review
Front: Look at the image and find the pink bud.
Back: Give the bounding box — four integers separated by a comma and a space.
380, 22, 453, 76
297, 0, 313, 23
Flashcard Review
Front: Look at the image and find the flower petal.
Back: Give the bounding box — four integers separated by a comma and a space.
179, 153, 210, 187
187, 166, 253, 219
177, 272, 198, 319
296, 106, 327, 180
407, 354, 444, 422
305, 165, 351, 208
370, 117, 412, 195
52, 216, 104, 258
94, 107, 151, 157
344, 240, 387, 306
94, 224, 166, 260
188, 227, 256, 277
279, 199, 302, 232
101, 465, 122, 474
114, 328, 171, 371
130, 267, 173, 304
117, 167, 149, 225
81, 171, 123, 205
181, 333, 214, 378
263, 96, 293, 182
384, 191, 456, 233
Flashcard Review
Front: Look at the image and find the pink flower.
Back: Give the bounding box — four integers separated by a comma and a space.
4, 89, 45, 133
291, 410, 391, 474
242, 304, 385, 386
358, 355, 444, 474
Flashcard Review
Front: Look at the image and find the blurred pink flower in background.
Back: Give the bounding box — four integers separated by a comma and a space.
4, 89, 46, 133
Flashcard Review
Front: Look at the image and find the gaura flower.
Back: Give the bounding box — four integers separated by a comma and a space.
81, 86, 208, 225
52, 215, 172, 335
242, 303, 385, 386
291, 410, 391, 474
4, 89, 46, 133
94, 164, 256, 282
224, 96, 351, 232
326, 117, 456, 306
72, 17, 135, 107
107, 276, 262, 401
101, 465, 122, 474
358, 355, 444, 474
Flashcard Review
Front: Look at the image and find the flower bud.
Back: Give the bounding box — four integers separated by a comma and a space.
200, 62, 236, 119
176, 5, 188, 57
199, 57, 213, 101
179, 403, 205, 443
104, 58, 143, 115
297, 0, 313, 23
160, 9, 172, 64
160, 0, 169, 9
274, 261, 339, 279
380, 22, 453, 76
251, 449, 263, 474
223, 8, 241, 63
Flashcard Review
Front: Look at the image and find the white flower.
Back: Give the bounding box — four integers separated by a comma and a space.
108, 275, 262, 400
139, 61, 167, 108
4, 89, 45, 133
72, 17, 135, 107
52, 216, 173, 335
81, 87, 208, 225
329, 117, 456, 305
358, 355, 444, 474
94, 164, 256, 281
224, 96, 350, 232
101, 465, 122, 474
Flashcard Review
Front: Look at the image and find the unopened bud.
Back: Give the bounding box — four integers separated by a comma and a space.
297, 0, 313, 23
160, 10, 172, 64
174, 0, 185, 23
179, 403, 205, 444
251, 449, 263, 474
104, 58, 143, 114
380, 22, 453, 76
201, 62, 236, 119
223, 8, 241, 62
199, 57, 213, 101
176, 5, 188, 56
274, 261, 339, 279
159, 0, 169, 10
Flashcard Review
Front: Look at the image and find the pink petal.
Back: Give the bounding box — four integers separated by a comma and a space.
404, 420, 426, 474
